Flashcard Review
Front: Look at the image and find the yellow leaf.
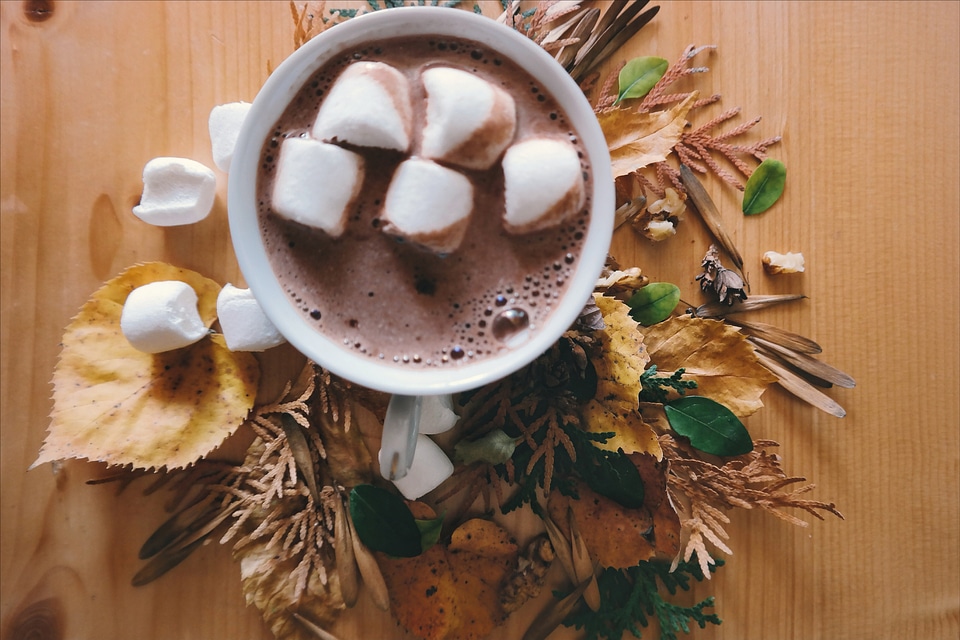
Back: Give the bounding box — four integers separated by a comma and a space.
599, 92, 697, 178
35, 262, 260, 470
378, 518, 519, 640
642, 315, 778, 417
582, 294, 660, 458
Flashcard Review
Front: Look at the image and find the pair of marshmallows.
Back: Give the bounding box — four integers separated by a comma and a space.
120, 280, 285, 354
131, 101, 253, 227
271, 60, 585, 254
387, 394, 460, 500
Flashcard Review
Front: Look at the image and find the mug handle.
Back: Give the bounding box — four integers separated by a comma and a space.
379, 394, 423, 480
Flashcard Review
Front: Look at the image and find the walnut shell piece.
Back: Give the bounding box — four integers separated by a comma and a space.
762, 251, 805, 275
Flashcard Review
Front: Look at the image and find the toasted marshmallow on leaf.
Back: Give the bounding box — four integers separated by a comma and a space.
420, 66, 517, 170
271, 137, 364, 236
388, 434, 454, 500
208, 101, 251, 173
132, 157, 217, 227
382, 158, 473, 254
120, 281, 208, 353
216, 284, 286, 352
502, 137, 585, 234
312, 61, 413, 152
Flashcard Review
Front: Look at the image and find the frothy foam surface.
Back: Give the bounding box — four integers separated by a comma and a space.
256, 36, 592, 369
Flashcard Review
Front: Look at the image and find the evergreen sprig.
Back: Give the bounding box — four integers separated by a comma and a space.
639, 365, 697, 404
563, 559, 723, 640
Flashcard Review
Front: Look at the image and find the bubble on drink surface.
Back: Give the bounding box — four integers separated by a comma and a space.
491, 307, 530, 347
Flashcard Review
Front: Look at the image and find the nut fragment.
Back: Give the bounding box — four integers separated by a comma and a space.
762, 251, 805, 274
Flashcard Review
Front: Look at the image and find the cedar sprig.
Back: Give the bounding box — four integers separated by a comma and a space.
661, 433, 843, 577
639, 365, 697, 404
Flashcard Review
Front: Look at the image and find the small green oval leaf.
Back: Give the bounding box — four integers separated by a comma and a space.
615, 56, 669, 105
742, 158, 786, 215
349, 484, 422, 557
627, 282, 681, 326
454, 428, 517, 465
415, 514, 444, 552
582, 448, 645, 509
664, 396, 753, 456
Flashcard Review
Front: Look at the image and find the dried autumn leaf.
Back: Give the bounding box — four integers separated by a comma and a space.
600, 92, 697, 178
548, 478, 658, 569
642, 315, 777, 417
581, 294, 661, 459
377, 518, 519, 640
35, 262, 259, 470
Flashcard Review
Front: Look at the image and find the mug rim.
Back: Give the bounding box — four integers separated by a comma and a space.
228, 6, 614, 395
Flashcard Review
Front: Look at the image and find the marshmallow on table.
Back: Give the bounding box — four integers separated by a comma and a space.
132, 157, 217, 227
208, 101, 251, 173
418, 394, 459, 435
388, 434, 455, 500
382, 158, 473, 254
120, 280, 208, 353
272, 137, 364, 236
216, 284, 286, 351
313, 61, 413, 152
420, 66, 517, 170
502, 137, 585, 234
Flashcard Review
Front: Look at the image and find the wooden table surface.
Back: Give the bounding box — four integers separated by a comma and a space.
2, 2, 958, 639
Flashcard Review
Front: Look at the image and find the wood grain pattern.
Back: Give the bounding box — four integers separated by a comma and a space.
2, 2, 957, 639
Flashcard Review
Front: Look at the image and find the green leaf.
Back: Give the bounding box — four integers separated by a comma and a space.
454, 428, 518, 465
615, 56, 669, 105
582, 448, 645, 509
348, 484, 422, 557
415, 514, 444, 552
664, 396, 753, 456
742, 158, 786, 215
627, 282, 681, 326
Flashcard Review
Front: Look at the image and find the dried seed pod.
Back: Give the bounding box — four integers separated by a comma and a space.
567, 507, 600, 612
333, 498, 359, 607
346, 508, 390, 611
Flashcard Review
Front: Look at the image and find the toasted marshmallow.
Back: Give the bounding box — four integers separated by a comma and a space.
312, 61, 413, 152
271, 137, 364, 236
420, 66, 516, 170
382, 158, 473, 254
132, 157, 217, 226
120, 281, 208, 353
216, 284, 286, 351
208, 101, 251, 173
502, 137, 585, 234
389, 434, 454, 500
418, 394, 459, 435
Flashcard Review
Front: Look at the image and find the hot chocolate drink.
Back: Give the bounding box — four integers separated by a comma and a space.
256, 35, 594, 369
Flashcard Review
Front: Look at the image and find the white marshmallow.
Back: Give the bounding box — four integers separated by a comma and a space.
208, 101, 251, 173
418, 394, 459, 435
312, 61, 413, 152
382, 158, 473, 254
120, 281, 208, 353
502, 137, 585, 234
271, 137, 364, 237
216, 284, 286, 351
132, 157, 217, 227
420, 66, 517, 170
389, 434, 454, 500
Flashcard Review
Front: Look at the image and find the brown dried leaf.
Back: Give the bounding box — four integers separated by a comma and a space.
581, 294, 661, 458
600, 92, 697, 178
35, 262, 259, 470
377, 518, 519, 640
642, 315, 777, 417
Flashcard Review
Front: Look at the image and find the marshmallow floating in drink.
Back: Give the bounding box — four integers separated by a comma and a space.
313, 61, 413, 152
382, 158, 473, 254
208, 101, 251, 173
132, 157, 217, 226
388, 434, 455, 500
502, 137, 585, 234
120, 281, 208, 353
420, 66, 517, 171
272, 137, 364, 236
216, 284, 286, 351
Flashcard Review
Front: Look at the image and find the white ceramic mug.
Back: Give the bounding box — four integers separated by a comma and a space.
228, 6, 614, 479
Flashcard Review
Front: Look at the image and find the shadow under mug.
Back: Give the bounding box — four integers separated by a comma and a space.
228, 7, 615, 479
